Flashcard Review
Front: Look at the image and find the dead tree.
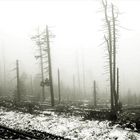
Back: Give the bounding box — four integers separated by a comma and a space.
39, 34, 45, 102
30, 75, 34, 95
112, 4, 119, 110
45, 25, 55, 106
102, 0, 119, 111
16, 60, 20, 102
93, 80, 97, 107
116, 67, 119, 106
33, 25, 55, 106
58, 68, 61, 103
31, 28, 45, 102
102, 0, 114, 111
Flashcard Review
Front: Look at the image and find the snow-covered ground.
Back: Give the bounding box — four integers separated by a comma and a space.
0, 107, 139, 140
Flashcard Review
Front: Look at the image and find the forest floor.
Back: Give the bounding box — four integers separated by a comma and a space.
0, 105, 140, 140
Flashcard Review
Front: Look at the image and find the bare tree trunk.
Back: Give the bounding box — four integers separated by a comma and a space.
117, 67, 119, 105
31, 28, 47, 102
58, 68, 61, 103
112, 4, 118, 110
38, 29, 45, 102
93, 80, 97, 107
46, 25, 54, 106
102, 0, 114, 111
30, 75, 34, 95
16, 60, 20, 102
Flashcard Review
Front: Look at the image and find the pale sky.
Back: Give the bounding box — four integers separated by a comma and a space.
0, 0, 140, 95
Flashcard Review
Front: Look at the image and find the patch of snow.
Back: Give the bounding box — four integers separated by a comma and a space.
0, 107, 139, 140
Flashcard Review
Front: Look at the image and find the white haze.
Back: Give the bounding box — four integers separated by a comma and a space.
0, 0, 139, 96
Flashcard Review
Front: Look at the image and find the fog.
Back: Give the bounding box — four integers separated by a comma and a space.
0, 0, 140, 99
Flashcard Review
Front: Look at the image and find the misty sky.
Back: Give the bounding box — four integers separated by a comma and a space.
0, 0, 140, 95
